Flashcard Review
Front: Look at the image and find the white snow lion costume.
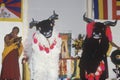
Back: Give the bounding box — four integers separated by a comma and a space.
24, 11, 62, 80
29, 31, 61, 80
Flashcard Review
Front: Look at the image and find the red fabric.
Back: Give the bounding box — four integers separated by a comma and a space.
86, 22, 95, 38
0, 49, 20, 80
106, 26, 112, 41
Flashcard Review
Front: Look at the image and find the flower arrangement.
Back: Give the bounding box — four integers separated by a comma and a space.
72, 34, 84, 55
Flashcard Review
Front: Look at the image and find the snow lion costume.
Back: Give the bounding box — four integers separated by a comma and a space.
24, 11, 62, 80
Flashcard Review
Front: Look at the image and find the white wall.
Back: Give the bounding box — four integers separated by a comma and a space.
28, 0, 86, 38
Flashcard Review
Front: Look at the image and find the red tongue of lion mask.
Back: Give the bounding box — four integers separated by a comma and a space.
29, 11, 58, 38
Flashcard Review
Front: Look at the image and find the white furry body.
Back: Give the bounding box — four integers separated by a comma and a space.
27, 31, 61, 80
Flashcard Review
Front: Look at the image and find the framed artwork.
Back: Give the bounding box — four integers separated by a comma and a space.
0, 0, 23, 21
59, 33, 80, 80
60, 33, 71, 58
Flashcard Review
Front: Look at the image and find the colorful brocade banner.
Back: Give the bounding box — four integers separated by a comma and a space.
93, 0, 120, 20
0, 0, 23, 21
94, 0, 108, 19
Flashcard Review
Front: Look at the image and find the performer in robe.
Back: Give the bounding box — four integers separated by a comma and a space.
0, 27, 23, 80
23, 11, 62, 80
79, 14, 120, 80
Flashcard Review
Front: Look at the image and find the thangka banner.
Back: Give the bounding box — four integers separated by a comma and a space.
93, 0, 120, 20
0, 0, 23, 21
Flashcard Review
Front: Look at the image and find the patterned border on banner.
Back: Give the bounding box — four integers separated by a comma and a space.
112, 0, 120, 19
0, 0, 23, 22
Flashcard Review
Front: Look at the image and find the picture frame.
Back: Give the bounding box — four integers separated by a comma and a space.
0, 0, 23, 22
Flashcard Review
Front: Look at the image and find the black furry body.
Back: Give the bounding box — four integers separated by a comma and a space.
79, 23, 109, 80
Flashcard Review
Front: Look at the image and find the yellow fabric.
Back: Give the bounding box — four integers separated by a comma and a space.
22, 62, 30, 80
18, 43, 23, 57
117, 1, 120, 6
2, 42, 23, 62
98, 0, 104, 19
107, 43, 112, 57
75, 59, 80, 78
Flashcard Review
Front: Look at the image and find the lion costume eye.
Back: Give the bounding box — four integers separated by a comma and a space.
99, 33, 101, 36
50, 23, 53, 26
38, 27, 41, 31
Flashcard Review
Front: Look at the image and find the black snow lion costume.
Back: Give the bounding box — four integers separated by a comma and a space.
79, 14, 117, 80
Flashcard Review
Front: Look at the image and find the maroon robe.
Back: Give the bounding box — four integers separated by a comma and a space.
0, 34, 21, 80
